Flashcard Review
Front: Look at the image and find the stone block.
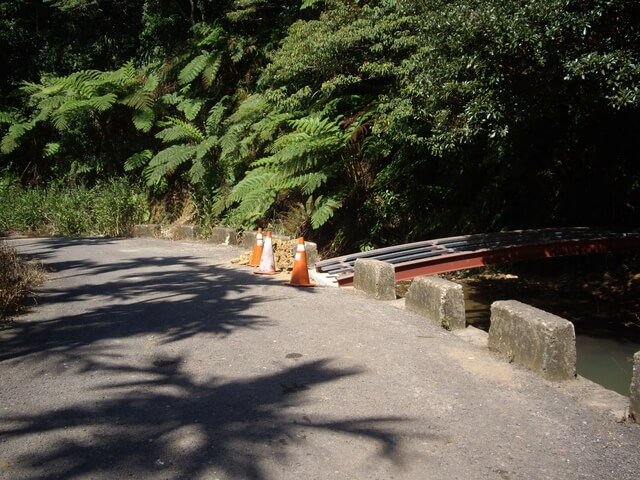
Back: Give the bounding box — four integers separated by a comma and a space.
211, 227, 238, 245
405, 276, 466, 330
132, 224, 160, 237
353, 258, 396, 300
241, 231, 257, 250
630, 351, 640, 421
173, 224, 200, 240
488, 300, 576, 381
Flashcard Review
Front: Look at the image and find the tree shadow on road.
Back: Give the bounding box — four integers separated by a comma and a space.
0, 237, 289, 362
0, 238, 434, 478
1, 357, 418, 479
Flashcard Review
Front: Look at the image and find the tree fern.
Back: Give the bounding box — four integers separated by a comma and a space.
156, 117, 205, 143
132, 108, 155, 132
310, 194, 344, 229
177, 98, 204, 121
220, 112, 352, 228
89, 93, 118, 111
143, 144, 198, 186
179, 52, 217, 85
42, 142, 61, 158
1, 121, 36, 154
124, 150, 154, 172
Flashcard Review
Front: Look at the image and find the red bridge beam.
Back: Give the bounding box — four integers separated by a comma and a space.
336, 237, 640, 287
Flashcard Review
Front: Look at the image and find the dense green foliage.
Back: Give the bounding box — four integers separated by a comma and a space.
0, 177, 147, 236
1, 0, 638, 252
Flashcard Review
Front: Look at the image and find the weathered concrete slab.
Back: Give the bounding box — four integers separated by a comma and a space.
132, 224, 160, 238
405, 276, 465, 330
211, 227, 238, 245
631, 351, 640, 421
353, 258, 396, 300
489, 300, 576, 381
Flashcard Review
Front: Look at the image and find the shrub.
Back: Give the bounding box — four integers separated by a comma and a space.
0, 241, 45, 321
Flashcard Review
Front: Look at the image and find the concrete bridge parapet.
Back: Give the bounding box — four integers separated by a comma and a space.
488, 300, 577, 381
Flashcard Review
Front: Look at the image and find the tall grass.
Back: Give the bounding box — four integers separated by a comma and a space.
0, 178, 149, 237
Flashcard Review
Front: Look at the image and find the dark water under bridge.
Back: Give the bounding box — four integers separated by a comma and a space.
315, 228, 640, 287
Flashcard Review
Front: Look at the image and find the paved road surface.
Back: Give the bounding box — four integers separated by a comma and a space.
1, 237, 639, 480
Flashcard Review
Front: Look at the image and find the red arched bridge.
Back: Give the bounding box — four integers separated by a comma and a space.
314, 228, 640, 287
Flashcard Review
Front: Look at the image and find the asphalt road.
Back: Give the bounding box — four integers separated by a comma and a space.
1, 237, 639, 480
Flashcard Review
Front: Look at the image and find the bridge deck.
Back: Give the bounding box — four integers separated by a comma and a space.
315, 228, 640, 287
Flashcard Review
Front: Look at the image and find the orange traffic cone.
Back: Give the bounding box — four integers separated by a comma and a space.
248, 228, 264, 267
286, 237, 315, 287
255, 231, 276, 275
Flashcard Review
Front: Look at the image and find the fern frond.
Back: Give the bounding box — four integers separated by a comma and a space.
197, 26, 226, 48
252, 112, 293, 142
155, 117, 205, 143
0, 111, 23, 124
42, 142, 61, 158
205, 100, 227, 135
143, 144, 197, 185
159, 92, 182, 106
178, 52, 212, 85
272, 172, 328, 195
111, 60, 137, 85
310, 195, 344, 229
132, 108, 155, 132
89, 93, 118, 111
226, 94, 268, 123
1, 121, 36, 154
178, 98, 204, 121
38, 95, 68, 111
124, 149, 154, 172
188, 158, 207, 184
228, 171, 274, 203
202, 55, 222, 88
195, 136, 218, 159
20, 81, 47, 96
121, 89, 154, 110
142, 73, 160, 93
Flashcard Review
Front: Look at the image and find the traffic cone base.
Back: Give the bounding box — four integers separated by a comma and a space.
286, 237, 315, 287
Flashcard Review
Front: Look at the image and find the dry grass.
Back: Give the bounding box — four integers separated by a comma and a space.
0, 241, 46, 321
